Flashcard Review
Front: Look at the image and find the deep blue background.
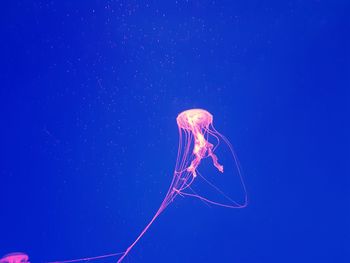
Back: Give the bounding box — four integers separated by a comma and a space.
1, 1, 349, 262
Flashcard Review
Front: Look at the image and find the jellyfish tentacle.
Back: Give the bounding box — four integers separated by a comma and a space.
209, 124, 248, 207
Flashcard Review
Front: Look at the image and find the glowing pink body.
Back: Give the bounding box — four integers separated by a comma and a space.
0, 253, 29, 263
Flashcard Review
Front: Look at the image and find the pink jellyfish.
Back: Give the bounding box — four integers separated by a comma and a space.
117, 108, 247, 262
0, 253, 30, 263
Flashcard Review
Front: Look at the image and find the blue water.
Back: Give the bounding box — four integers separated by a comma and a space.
1, 1, 349, 262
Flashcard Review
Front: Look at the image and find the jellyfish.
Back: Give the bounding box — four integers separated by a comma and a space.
4, 109, 247, 263
117, 108, 247, 262
0, 253, 30, 263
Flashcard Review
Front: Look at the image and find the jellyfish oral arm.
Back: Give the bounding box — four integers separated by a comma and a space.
187, 132, 224, 177
207, 143, 224, 173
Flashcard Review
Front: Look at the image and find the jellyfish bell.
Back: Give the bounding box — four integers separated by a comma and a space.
0, 253, 29, 263
176, 108, 213, 130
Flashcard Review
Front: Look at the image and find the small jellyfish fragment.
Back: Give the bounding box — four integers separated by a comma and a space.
0, 253, 29, 263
